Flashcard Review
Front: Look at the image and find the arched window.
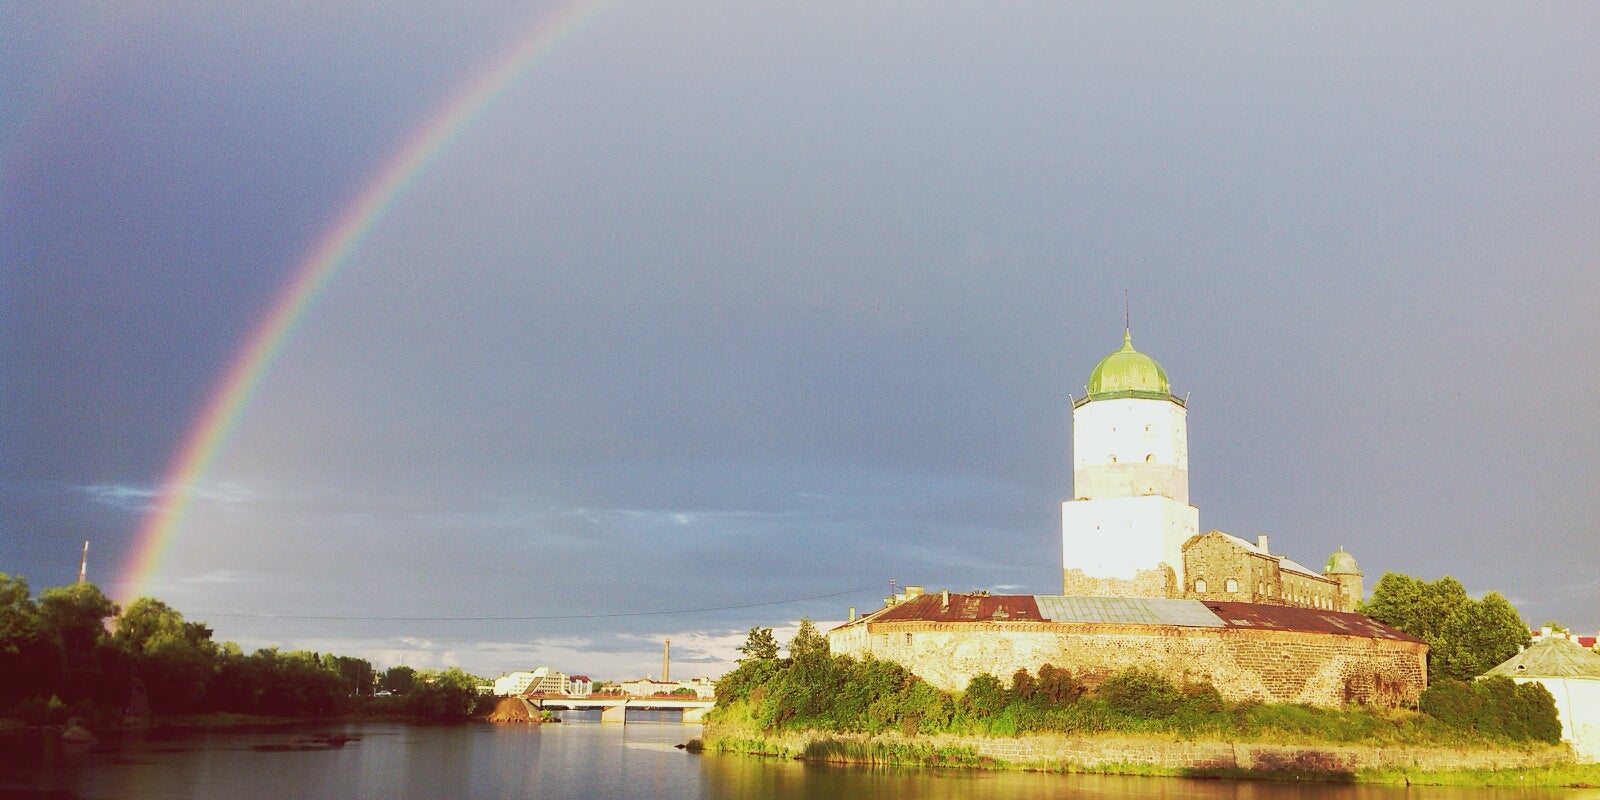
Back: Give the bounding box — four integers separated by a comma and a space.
1225, 578, 1239, 593
1145, 453, 1155, 462
1195, 579, 1208, 593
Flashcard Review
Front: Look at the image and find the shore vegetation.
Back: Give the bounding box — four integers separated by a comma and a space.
1, 574, 488, 728
711, 621, 1560, 748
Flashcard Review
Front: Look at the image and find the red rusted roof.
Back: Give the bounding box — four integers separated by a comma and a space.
844, 593, 1423, 644
1201, 601, 1424, 643
868, 592, 1044, 623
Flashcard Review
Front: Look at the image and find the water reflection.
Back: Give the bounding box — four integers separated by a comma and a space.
698, 750, 1600, 800
3, 722, 1596, 800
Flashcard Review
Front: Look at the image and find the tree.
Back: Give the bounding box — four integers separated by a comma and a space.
406, 667, 484, 718
1360, 572, 1530, 683
1035, 663, 1085, 706
786, 618, 828, 664
0, 574, 63, 705
1439, 591, 1529, 681
380, 665, 417, 695
113, 598, 219, 713
1009, 667, 1036, 702
329, 655, 374, 696
737, 626, 779, 662
36, 582, 120, 704
961, 673, 1007, 718
1097, 667, 1182, 718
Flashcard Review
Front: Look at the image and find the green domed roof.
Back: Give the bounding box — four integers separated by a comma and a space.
1324, 548, 1360, 575
1086, 330, 1173, 401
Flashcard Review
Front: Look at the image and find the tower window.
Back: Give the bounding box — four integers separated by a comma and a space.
1225, 578, 1238, 593
1145, 454, 1154, 462
1195, 579, 1207, 593
1109, 455, 1117, 463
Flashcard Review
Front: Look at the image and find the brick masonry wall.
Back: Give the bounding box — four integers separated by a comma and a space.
1180, 531, 1345, 610
1062, 566, 1175, 599
831, 620, 1427, 707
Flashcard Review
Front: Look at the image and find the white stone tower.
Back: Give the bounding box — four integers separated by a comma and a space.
1062, 329, 1199, 597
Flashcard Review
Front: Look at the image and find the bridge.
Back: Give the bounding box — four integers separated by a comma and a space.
523, 696, 715, 724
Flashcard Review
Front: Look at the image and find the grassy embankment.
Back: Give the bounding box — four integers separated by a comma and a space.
698, 662, 1593, 788
700, 702, 1599, 787
711, 624, 1595, 784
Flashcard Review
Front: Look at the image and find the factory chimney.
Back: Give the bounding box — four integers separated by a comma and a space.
77, 541, 89, 585
662, 638, 670, 683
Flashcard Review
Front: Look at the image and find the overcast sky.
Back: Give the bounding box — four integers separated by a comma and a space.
4, 2, 1597, 680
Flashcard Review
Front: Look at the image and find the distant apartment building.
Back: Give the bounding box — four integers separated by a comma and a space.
617, 676, 716, 699
492, 667, 571, 696
569, 675, 594, 697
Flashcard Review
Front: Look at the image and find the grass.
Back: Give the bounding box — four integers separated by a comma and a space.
1357, 763, 1600, 788
699, 704, 1588, 787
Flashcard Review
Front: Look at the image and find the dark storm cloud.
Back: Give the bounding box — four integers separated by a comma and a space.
5, 3, 1597, 676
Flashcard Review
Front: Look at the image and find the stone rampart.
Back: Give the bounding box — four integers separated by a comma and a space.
831, 620, 1425, 707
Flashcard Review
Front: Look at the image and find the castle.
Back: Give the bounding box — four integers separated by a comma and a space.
828, 330, 1427, 707
1060, 329, 1364, 611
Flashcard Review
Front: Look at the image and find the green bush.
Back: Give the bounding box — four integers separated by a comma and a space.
1420, 676, 1561, 744
961, 673, 1006, 718
706, 637, 1558, 750
1097, 667, 1182, 718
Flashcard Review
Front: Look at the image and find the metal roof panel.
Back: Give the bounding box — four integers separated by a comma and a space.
1034, 595, 1227, 627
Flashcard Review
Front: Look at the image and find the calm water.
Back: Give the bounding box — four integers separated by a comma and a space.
4, 715, 1598, 800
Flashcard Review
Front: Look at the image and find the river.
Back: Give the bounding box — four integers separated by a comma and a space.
3, 715, 1596, 800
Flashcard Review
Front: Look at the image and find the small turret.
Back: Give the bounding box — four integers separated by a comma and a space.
1323, 547, 1363, 612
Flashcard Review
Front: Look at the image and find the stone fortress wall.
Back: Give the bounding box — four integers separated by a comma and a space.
829, 616, 1426, 707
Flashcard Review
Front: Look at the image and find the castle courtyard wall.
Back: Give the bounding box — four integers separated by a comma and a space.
830, 620, 1426, 707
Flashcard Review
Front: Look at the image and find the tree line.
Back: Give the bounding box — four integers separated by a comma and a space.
1, 574, 484, 726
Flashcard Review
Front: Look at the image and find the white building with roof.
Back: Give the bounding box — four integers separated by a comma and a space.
1486, 633, 1600, 762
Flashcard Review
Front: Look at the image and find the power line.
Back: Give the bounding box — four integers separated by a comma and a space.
190, 583, 880, 622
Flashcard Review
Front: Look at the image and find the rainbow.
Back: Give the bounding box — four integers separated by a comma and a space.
117, 1, 610, 601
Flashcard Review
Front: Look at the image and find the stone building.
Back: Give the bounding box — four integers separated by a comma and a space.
1180, 531, 1363, 612
829, 591, 1425, 707
827, 329, 1423, 707
1061, 329, 1362, 611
